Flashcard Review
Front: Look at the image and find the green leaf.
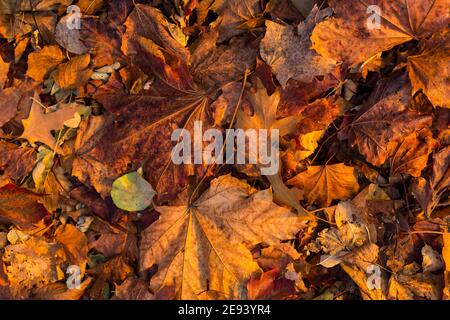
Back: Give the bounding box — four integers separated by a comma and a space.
111, 172, 156, 211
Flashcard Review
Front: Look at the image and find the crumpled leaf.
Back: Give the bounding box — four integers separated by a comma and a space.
260, 5, 337, 86
421, 244, 444, 273
388, 272, 443, 300
55, 14, 89, 55
2, 236, 66, 298
287, 164, 360, 207
111, 171, 156, 212
139, 174, 304, 299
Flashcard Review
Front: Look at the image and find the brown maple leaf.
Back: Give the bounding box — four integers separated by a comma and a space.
311, 0, 450, 67
287, 163, 360, 207
139, 174, 305, 299
345, 73, 433, 166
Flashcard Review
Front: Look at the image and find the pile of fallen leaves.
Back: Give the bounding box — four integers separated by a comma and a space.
0, 0, 449, 300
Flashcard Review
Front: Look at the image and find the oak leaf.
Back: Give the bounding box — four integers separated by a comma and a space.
20, 92, 80, 151
139, 175, 304, 299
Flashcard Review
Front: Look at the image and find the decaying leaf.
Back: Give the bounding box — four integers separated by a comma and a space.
260, 5, 337, 86
407, 30, 450, 108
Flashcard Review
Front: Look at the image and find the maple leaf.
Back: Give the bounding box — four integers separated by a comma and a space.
311, 0, 450, 67
139, 175, 304, 299
345, 73, 433, 166
260, 5, 337, 86
287, 163, 360, 207
20, 92, 80, 151
407, 30, 450, 108
0, 184, 48, 230
72, 92, 210, 201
